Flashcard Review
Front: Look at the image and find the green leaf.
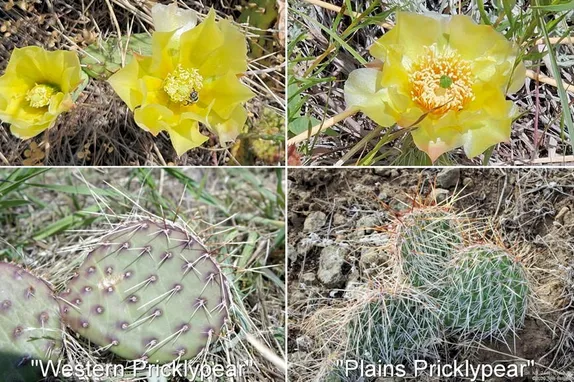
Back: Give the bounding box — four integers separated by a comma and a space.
0, 168, 49, 198
32, 205, 100, 241
537, 9, 574, 154
289, 116, 320, 135
533, 0, 574, 11
0, 199, 31, 209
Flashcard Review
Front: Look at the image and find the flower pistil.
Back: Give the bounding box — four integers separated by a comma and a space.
26, 84, 57, 108
163, 64, 203, 105
409, 46, 474, 116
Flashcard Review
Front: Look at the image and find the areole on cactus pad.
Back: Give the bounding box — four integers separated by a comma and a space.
0, 263, 63, 381
59, 219, 230, 363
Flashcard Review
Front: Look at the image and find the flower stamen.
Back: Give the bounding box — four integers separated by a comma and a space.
163, 64, 203, 105
26, 84, 56, 108
409, 47, 474, 116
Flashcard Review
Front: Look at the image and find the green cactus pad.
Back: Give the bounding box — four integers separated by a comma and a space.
348, 288, 441, 365
397, 209, 462, 288
60, 220, 229, 363
0, 263, 63, 382
442, 245, 528, 340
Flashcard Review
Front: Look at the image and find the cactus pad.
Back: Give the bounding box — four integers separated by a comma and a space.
0, 263, 62, 382
442, 245, 528, 340
348, 288, 441, 365
60, 220, 229, 363
397, 209, 462, 288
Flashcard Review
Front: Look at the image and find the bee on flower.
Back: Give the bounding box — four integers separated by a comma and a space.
108, 3, 254, 156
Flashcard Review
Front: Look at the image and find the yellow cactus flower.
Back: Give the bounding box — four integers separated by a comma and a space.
108, 8, 254, 156
344, 12, 526, 162
0, 46, 82, 139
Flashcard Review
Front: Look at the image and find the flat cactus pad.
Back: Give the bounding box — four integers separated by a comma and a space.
60, 220, 229, 363
0, 263, 63, 382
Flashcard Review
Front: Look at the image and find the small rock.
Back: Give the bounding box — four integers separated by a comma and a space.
436, 168, 460, 189
431, 188, 450, 203
372, 168, 392, 177
360, 248, 388, 272
378, 190, 389, 201
317, 246, 348, 287
463, 177, 473, 188
296, 335, 313, 352
333, 213, 346, 226
304, 211, 327, 232
390, 169, 400, 179
355, 215, 379, 237
301, 272, 316, 284
288, 243, 298, 263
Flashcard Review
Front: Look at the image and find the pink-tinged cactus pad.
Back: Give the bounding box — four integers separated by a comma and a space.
0, 263, 63, 381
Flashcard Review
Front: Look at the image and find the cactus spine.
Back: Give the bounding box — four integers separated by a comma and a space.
347, 286, 442, 365
397, 209, 462, 289
441, 245, 528, 340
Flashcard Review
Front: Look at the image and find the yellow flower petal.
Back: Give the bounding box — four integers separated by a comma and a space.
507, 60, 526, 94
168, 118, 209, 156
133, 104, 175, 136
201, 71, 254, 120
199, 19, 249, 77
179, 9, 224, 70
152, 2, 197, 35
108, 57, 144, 110
345, 68, 415, 127
208, 104, 248, 142
411, 84, 514, 161
448, 15, 521, 89
133, 104, 209, 155
411, 112, 464, 162
370, 12, 444, 61
0, 46, 81, 139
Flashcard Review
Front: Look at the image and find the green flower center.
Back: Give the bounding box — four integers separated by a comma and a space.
26, 84, 56, 108
163, 64, 203, 105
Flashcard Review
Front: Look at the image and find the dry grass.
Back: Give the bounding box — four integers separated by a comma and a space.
0, 0, 285, 165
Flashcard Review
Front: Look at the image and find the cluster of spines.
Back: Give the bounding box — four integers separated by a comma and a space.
440, 245, 528, 341
397, 209, 462, 290
347, 286, 441, 366
346, 206, 529, 368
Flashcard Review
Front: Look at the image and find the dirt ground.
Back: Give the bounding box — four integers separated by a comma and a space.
287, 168, 574, 381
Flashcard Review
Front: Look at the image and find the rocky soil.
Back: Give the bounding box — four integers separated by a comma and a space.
287, 168, 574, 381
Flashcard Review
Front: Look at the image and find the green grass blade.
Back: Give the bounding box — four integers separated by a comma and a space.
537, 9, 574, 153
0, 168, 50, 198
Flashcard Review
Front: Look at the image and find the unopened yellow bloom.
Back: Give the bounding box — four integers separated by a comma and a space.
108, 8, 254, 156
0, 47, 82, 139
345, 12, 525, 162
